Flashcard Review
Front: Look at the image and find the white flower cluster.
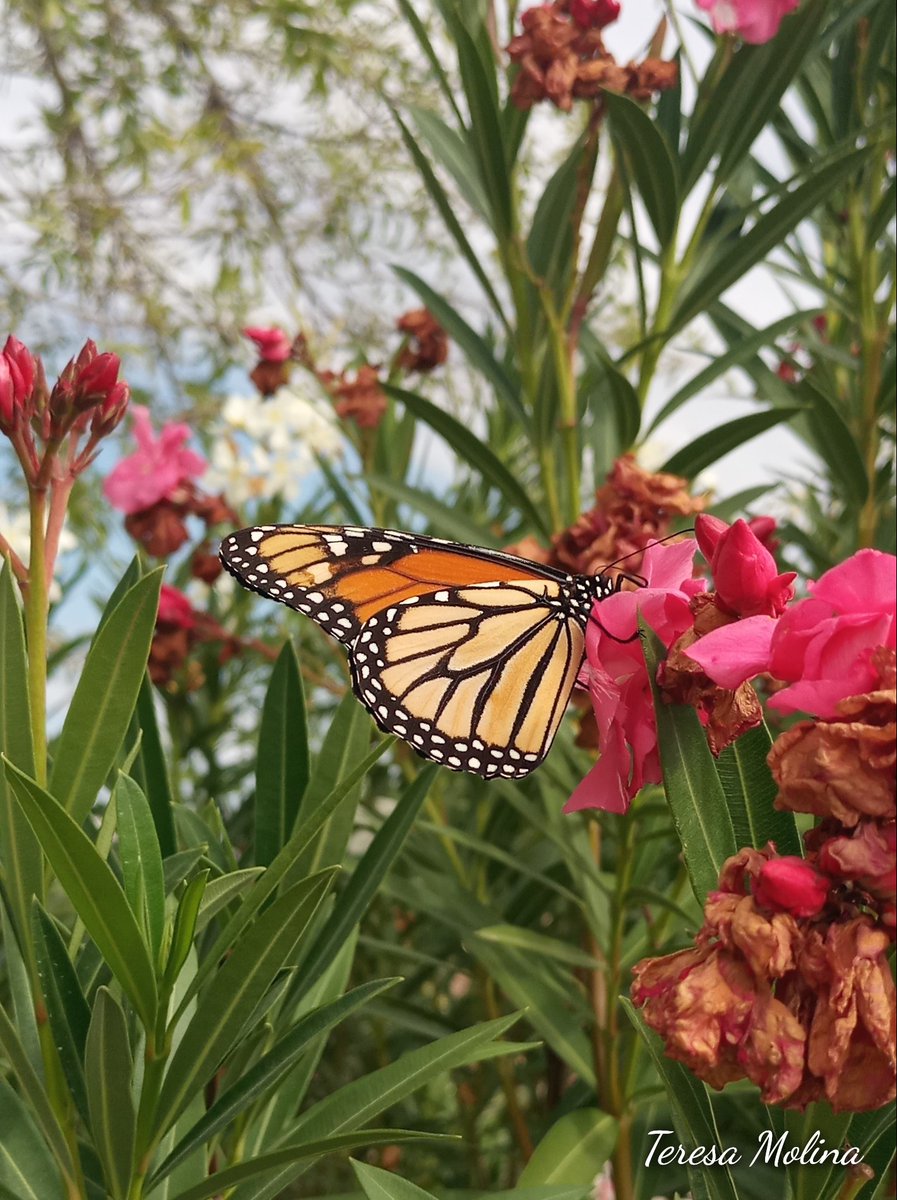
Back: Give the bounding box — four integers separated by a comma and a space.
204, 385, 343, 506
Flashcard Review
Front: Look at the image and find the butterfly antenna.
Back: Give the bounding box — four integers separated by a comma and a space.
596, 527, 695, 575
588, 528, 695, 645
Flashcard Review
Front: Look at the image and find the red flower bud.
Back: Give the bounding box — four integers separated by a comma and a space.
753, 857, 830, 918
76, 352, 122, 406
700, 517, 795, 618
695, 513, 728, 562
0, 335, 39, 432
90, 380, 130, 437
243, 326, 293, 364
570, 0, 621, 28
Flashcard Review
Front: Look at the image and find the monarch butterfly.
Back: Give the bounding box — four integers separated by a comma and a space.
219, 524, 622, 780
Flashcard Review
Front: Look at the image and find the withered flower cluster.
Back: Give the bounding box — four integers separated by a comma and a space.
507, 3, 677, 112
395, 308, 449, 374
633, 649, 896, 1113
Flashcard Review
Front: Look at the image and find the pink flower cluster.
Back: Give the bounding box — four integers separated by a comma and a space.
572, 515, 897, 814
103, 406, 206, 514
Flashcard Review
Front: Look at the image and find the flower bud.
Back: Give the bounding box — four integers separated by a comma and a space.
570, 0, 621, 28
90, 380, 130, 437
753, 857, 830, 918
0, 335, 38, 432
709, 518, 795, 617
695, 513, 728, 563
243, 326, 293, 364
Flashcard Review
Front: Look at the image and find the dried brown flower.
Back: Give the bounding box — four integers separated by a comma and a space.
396, 308, 449, 373
326, 364, 388, 429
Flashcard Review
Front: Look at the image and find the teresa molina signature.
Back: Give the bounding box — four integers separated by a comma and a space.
645, 1128, 865, 1169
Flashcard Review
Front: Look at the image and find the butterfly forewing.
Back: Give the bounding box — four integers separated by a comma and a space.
348, 580, 586, 778
219, 524, 608, 779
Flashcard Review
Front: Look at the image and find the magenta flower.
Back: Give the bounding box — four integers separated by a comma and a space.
687, 549, 897, 718
752, 856, 830, 918
0, 336, 37, 431
243, 326, 293, 364
696, 514, 795, 618
103, 406, 206, 515
566, 541, 705, 815
696, 0, 800, 44
157, 583, 196, 629
569, 0, 621, 29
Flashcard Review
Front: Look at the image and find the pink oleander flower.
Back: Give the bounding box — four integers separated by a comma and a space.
243, 326, 293, 364
696, 514, 795, 618
103, 406, 206, 515
0, 336, 38, 431
157, 584, 196, 629
566, 540, 705, 815
753, 856, 830, 918
686, 549, 897, 718
696, 0, 800, 44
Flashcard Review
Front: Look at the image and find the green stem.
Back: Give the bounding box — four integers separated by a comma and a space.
25, 489, 49, 787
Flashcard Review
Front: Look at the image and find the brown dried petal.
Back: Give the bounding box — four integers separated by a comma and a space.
125, 501, 190, 558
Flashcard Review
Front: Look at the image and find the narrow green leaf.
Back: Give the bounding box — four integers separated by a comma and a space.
194, 867, 263, 933
393, 106, 508, 325
385, 383, 547, 536
95, 556, 142, 633
716, 724, 801, 856
518, 1109, 618, 1186
797, 379, 870, 506
163, 848, 207, 894
134, 675, 177, 857
0, 561, 41, 943
154, 869, 336, 1137
391, 268, 526, 422
622, 1000, 740, 1200
661, 408, 800, 479
451, 18, 512, 235
642, 629, 735, 904
116, 773, 166, 963
85, 988, 135, 1200
0, 1002, 73, 1182
527, 134, 587, 286
606, 92, 678, 249
292, 767, 436, 1001
475, 924, 601, 970
176, 736, 392, 1016
151, 977, 400, 1186
353, 1159, 439, 1200
0, 1080, 64, 1200
4, 761, 157, 1029
163, 870, 209, 991
255, 641, 309, 866
167, 1131, 447, 1200
50, 568, 164, 822
646, 310, 821, 434
468, 935, 594, 1085
31, 901, 91, 1122
393, 0, 463, 123
672, 147, 870, 333
408, 105, 490, 217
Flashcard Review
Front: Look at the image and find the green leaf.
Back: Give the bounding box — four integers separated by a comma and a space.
797, 379, 870, 506
116, 773, 166, 964
682, 0, 826, 193
167, 1132, 447, 1200
0, 1080, 64, 1200
4, 761, 158, 1029
151, 977, 400, 1186
385, 383, 547, 537
352, 1160, 439, 1200
194, 867, 263, 933
0, 1002, 73, 1183
642, 629, 735, 904
292, 767, 436, 1002
163, 870, 209, 991
661, 408, 800, 479
671, 147, 871, 333
390, 268, 526, 422
153, 869, 336, 1138
0, 560, 40, 943
50, 568, 164, 822
177, 736, 392, 1016
292, 690, 371, 881
407, 105, 490, 218
518, 1110, 618, 1186
527, 134, 587, 287
606, 92, 678, 249
133, 675, 177, 857
646, 310, 821, 435
31, 901, 91, 1122
255, 641, 309, 866
393, 0, 463, 125
393, 106, 508, 325
468, 934, 594, 1085
85, 988, 135, 1200
716, 725, 801, 857
622, 1000, 740, 1200
475, 924, 601, 971
363, 474, 502, 548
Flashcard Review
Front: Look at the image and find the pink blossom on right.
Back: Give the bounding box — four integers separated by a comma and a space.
687, 549, 897, 718
103, 406, 207, 515
696, 0, 800, 43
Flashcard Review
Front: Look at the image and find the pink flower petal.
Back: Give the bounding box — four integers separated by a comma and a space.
685, 615, 777, 688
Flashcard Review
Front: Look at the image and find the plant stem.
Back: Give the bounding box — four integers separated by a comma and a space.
25, 488, 49, 786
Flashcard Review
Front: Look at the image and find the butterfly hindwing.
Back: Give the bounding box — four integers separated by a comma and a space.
347, 579, 586, 779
